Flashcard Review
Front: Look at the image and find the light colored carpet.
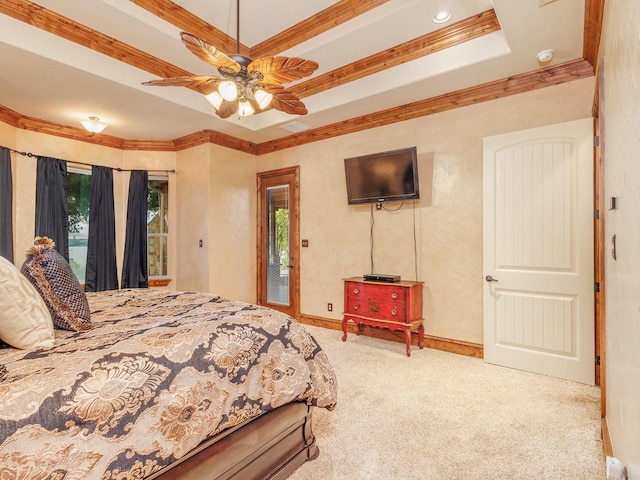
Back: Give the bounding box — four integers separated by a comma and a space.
289, 326, 605, 480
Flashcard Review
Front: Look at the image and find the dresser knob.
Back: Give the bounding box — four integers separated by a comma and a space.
391, 309, 397, 315
353, 288, 359, 294
391, 293, 398, 299
354, 304, 359, 310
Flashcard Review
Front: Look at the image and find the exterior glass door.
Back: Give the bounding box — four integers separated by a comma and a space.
257, 167, 299, 318
266, 185, 290, 305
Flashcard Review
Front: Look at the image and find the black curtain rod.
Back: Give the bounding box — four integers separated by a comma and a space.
5, 147, 176, 174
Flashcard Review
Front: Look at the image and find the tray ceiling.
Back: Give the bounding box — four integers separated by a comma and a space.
0, 0, 596, 151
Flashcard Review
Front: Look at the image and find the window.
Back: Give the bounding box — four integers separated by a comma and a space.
67, 171, 169, 282
67, 169, 91, 283
148, 177, 169, 278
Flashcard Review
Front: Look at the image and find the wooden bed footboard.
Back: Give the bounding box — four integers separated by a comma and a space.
150, 402, 318, 480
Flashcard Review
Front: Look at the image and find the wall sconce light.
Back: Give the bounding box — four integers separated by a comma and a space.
80, 116, 108, 134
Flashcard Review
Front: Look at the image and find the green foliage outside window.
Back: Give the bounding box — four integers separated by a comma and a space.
67, 172, 91, 233
275, 209, 289, 271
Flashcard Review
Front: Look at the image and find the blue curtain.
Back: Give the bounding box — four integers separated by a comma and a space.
121, 170, 149, 288
0, 147, 13, 262
85, 166, 118, 292
35, 156, 69, 261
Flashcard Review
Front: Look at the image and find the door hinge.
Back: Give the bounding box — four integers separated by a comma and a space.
595, 355, 601, 366
594, 136, 600, 147
594, 209, 600, 220
594, 282, 600, 293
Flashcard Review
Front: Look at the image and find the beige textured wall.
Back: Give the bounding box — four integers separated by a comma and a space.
207, 145, 256, 302
173, 144, 257, 302
175, 144, 211, 293
600, 0, 640, 473
258, 78, 595, 344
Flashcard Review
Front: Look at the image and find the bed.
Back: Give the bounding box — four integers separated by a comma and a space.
0, 288, 338, 479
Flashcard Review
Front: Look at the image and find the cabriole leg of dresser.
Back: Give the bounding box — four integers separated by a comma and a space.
341, 317, 349, 342
404, 327, 412, 357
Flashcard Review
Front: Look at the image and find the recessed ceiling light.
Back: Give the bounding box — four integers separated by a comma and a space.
433, 11, 452, 23
536, 49, 555, 65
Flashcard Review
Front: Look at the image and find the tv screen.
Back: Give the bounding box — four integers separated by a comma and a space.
344, 147, 419, 205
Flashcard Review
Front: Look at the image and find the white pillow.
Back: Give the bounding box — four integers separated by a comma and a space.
0, 255, 55, 349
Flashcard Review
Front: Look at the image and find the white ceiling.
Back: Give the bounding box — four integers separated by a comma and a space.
0, 0, 586, 144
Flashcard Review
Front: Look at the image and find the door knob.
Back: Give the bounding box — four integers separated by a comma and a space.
485, 275, 498, 282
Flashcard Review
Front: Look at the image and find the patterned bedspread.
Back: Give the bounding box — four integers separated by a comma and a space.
0, 289, 337, 479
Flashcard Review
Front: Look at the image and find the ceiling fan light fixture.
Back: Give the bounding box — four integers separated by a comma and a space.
142, 0, 318, 120
433, 11, 452, 23
238, 98, 254, 116
206, 91, 224, 109
218, 80, 238, 101
254, 88, 273, 109
80, 116, 107, 134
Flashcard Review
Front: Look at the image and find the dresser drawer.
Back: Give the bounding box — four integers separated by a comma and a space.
345, 295, 407, 321
345, 281, 407, 305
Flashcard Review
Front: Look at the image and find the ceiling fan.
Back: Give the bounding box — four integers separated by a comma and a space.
142, 1, 318, 119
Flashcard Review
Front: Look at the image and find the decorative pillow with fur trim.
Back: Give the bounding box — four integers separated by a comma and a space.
21, 237, 92, 331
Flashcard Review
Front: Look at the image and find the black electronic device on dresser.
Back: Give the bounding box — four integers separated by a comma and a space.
362, 273, 401, 283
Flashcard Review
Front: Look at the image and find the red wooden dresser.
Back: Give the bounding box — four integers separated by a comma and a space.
342, 277, 424, 356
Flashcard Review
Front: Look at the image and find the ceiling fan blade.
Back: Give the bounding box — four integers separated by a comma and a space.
180, 32, 240, 72
215, 100, 238, 119
263, 85, 309, 115
142, 75, 218, 88
249, 57, 319, 85
142, 75, 220, 95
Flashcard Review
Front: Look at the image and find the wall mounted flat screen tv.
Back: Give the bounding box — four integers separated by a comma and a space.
344, 146, 419, 205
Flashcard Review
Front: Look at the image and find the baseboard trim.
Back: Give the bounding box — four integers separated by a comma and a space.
298, 314, 483, 358
601, 416, 613, 457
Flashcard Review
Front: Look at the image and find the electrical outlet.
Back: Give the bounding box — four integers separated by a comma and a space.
327, 303, 333, 312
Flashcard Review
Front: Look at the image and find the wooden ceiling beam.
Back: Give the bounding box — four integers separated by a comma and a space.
255, 59, 595, 155
290, 9, 500, 99
583, 0, 605, 67
249, 0, 390, 58
0, 0, 194, 83
173, 130, 257, 154
130, 0, 247, 56
131, 0, 390, 59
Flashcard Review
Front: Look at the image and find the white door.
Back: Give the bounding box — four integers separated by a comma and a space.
483, 118, 594, 384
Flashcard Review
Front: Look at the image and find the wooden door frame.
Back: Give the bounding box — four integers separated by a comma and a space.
594, 58, 606, 415
256, 166, 300, 318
